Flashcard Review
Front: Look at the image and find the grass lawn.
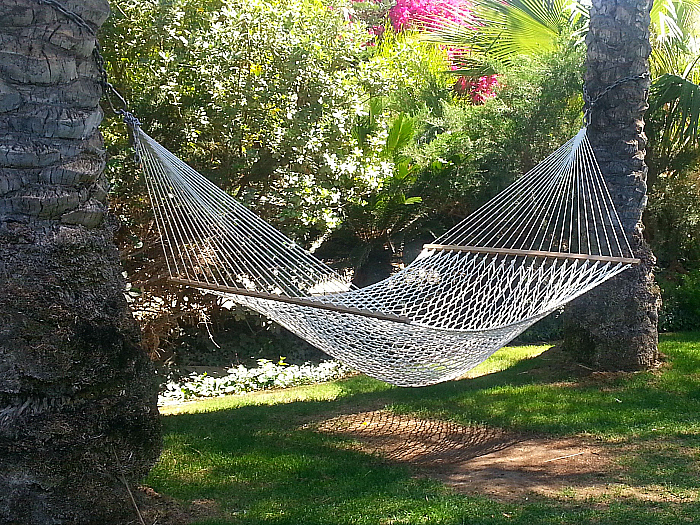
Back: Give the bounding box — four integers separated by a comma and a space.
147, 333, 700, 524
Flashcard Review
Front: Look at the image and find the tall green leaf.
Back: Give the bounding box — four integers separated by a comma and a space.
384, 113, 415, 157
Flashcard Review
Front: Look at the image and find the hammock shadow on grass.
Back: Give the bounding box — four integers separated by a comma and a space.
314, 410, 520, 465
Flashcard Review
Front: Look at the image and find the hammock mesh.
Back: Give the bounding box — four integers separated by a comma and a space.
135, 126, 637, 386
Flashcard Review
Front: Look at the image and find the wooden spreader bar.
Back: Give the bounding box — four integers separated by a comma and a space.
423, 244, 641, 265
170, 278, 412, 324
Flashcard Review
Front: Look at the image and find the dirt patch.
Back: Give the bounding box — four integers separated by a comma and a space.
315, 410, 661, 502
135, 486, 225, 525
438, 435, 615, 500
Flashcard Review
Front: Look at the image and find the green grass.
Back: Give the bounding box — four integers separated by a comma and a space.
148, 333, 700, 524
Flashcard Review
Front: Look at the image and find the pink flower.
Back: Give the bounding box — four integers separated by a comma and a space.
388, 0, 473, 32
454, 76, 469, 94
454, 74, 498, 104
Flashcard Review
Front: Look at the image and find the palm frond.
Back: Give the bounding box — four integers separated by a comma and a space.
650, 0, 700, 42
651, 0, 684, 42
421, 0, 581, 67
650, 73, 700, 149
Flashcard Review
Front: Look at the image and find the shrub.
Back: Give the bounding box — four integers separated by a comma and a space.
645, 167, 700, 272
102, 0, 377, 239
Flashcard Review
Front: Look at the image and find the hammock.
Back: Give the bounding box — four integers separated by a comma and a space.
135, 125, 638, 387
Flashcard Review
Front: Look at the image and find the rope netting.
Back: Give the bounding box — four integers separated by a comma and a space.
135, 125, 637, 386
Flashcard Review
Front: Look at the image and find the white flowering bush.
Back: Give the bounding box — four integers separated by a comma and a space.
103, 0, 392, 238
159, 359, 353, 405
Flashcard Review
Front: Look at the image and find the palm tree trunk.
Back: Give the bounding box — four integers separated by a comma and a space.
562, 0, 662, 369
0, 1, 161, 522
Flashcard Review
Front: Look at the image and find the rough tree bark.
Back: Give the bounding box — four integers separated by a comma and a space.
563, 0, 662, 369
0, 1, 161, 523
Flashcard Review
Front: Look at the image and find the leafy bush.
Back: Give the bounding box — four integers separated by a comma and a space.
360, 28, 454, 117
102, 0, 379, 239
645, 166, 700, 272
646, 158, 700, 334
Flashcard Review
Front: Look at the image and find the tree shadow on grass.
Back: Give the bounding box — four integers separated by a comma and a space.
146, 333, 700, 524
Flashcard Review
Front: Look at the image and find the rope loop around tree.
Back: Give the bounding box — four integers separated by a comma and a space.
582, 72, 651, 125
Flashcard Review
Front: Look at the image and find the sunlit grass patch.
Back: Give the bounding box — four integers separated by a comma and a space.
461, 344, 553, 378
159, 380, 365, 416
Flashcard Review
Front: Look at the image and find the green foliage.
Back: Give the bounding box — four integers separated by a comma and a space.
645, 0, 700, 180
345, 113, 422, 242
365, 28, 454, 116
655, 72, 700, 143
422, 0, 585, 73
102, 0, 375, 238
385, 112, 416, 155
638, 3, 700, 330
103, 5, 455, 246
352, 98, 384, 154
646, 167, 700, 271
648, 73, 700, 178
649, 0, 700, 80
103, 0, 584, 252
658, 270, 700, 331
313, 31, 455, 280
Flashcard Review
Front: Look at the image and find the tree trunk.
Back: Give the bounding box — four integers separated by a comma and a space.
562, 0, 662, 370
0, 1, 161, 523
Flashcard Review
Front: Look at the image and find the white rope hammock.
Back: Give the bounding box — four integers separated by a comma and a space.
134, 125, 638, 387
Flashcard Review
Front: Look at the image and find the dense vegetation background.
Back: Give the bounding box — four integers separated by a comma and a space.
100, 0, 700, 369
